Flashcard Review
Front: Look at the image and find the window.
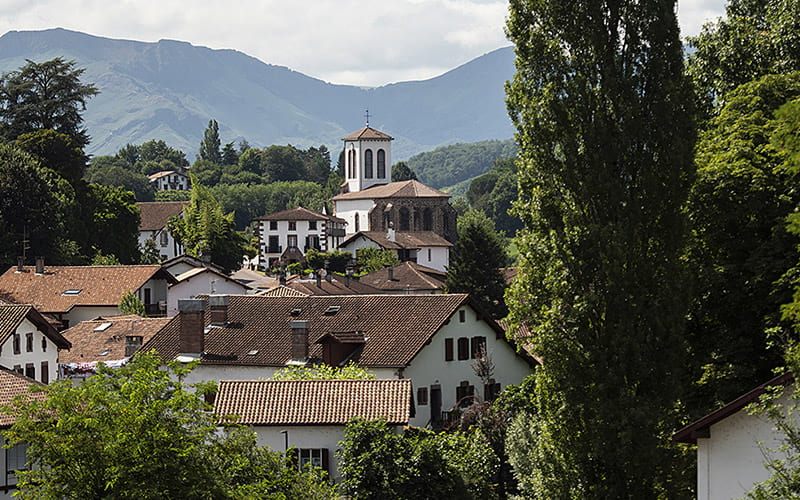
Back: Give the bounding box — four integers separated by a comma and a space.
377, 149, 386, 178
399, 207, 410, 231
269, 220, 278, 230
25, 332, 33, 352
268, 235, 279, 253
61, 289, 82, 296
364, 149, 373, 178
6, 442, 29, 485
160, 231, 169, 247
288, 235, 298, 249
456, 381, 475, 408
41, 361, 49, 384
12, 333, 20, 354
417, 387, 428, 406
427, 248, 432, 261
348, 149, 356, 178
25, 363, 34, 379
484, 379, 501, 402
309, 221, 317, 230
298, 448, 328, 472
457, 337, 469, 360
423, 208, 433, 231
288, 221, 297, 231
459, 310, 466, 323
41, 336, 47, 352
445, 338, 454, 361
12, 365, 21, 374
471, 336, 487, 359
354, 213, 360, 232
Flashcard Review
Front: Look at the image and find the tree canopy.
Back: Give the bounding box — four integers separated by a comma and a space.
505, 0, 695, 496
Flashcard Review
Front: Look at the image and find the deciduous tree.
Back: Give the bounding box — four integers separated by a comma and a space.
505, 0, 695, 496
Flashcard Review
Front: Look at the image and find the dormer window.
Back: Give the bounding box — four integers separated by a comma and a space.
94, 322, 112, 332
62, 289, 82, 296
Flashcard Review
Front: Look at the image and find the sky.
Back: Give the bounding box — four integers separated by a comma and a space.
0, 0, 727, 87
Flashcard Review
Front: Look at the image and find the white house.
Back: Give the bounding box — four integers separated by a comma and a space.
254, 207, 347, 270
0, 305, 70, 384
166, 267, 252, 317
339, 230, 452, 272
137, 201, 188, 262
0, 261, 175, 328
143, 294, 536, 427
0, 367, 47, 499
148, 170, 190, 191
214, 379, 411, 481
673, 373, 794, 500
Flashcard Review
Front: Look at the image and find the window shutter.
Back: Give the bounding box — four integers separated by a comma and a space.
457, 338, 469, 360
321, 448, 329, 473
445, 338, 453, 361
471, 336, 486, 359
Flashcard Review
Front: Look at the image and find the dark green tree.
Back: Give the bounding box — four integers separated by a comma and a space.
199, 119, 221, 164
391, 161, 418, 182
505, 0, 695, 496
221, 141, 239, 166
262, 145, 305, 183
85, 159, 155, 201
15, 129, 88, 186
137, 139, 187, 167
685, 73, 800, 414
355, 247, 400, 275
445, 209, 507, 318
82, 184, 142, 264
0, 58, 98, 148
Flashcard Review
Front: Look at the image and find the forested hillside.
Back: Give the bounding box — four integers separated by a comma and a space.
406, 139, 517, 189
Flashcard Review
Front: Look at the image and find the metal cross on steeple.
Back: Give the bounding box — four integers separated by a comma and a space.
364, 109, 370, 127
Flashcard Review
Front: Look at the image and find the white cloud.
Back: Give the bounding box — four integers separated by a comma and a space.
0, 0, 727, 86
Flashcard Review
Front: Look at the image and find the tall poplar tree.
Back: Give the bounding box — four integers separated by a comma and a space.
199, 119, 221, 164
505, 0, 695, 497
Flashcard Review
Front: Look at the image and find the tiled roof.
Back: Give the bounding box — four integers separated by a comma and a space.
215, 379, 411, 425
143, 294, 470, 368
0, 304, 70, 349
173, 267, 252, 291
230, 269, 280, 290
341, 231, 453, 250
0, 367, 46, 427
59, 315, 171, 363
359, 262, 445, 292
343, 126, 393, 141
255, 206, 345, 223
148, 170, 187, 181
332, 180, 449, 201
277, 277, 382, 296
137, 202, 189, 231
258, 285, 310, 297
0, 265, 172, 314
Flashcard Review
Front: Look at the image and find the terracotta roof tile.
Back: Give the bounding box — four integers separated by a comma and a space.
148, 170, 187, 181
341, 231, 453, 250
60, 315, 171, 363
215, 379, 411, 425
332, 180, 449, 201
359, 262, 445, 292
0, 367, 46, 427
0, 266, 170, 314
137, 202, 189, 231
342, 126, 393, 141
255, 206, 345, 223
143, 294, 469, 368
279, 277, 382, 296
257, 285, 310, 297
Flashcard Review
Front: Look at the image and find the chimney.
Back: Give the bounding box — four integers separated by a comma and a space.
34, 256, 44, 275
290, 320, 309, 361
387, 221, 395, 242
125, 335, 143, 357
388, 266, 394, 281
326, 271, 332, 283
16, 257, 23, 273
178, 299, 205, 356
209, 295, 229, 325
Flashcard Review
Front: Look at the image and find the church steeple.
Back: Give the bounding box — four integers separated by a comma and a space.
342, 117, 393, 193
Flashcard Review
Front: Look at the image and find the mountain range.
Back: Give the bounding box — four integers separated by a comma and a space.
0, 28, 516, 161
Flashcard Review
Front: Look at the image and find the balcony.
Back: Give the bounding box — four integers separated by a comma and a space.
144, 303, 166, 317
265, 245, 283, 254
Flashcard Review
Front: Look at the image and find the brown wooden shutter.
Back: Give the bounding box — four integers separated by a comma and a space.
445, 338, 453, 361
321, 448, 329, 473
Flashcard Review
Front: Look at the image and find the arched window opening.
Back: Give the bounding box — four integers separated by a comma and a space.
399, 208, 411, 231
355, 213, 360, 232
364, 149, 373, 179
348, 149, 355, 178
423, 208, 433, 231
377, 149, 386, 178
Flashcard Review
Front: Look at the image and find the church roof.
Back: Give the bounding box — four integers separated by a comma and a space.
341, 231, 453, 250
332, 180, 450, 201
343, 126, 393, 141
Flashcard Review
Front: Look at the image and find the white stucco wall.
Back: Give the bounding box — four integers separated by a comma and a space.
167, 276, 249, 317
404, 305, 533, 427
152, 172, 189, 191
416, 246, 449, 272
333, 200, 375, 235
697, 392, 791, 500
62, 306, 121, 329
180, 364, 281, 386
0, 318, 60, 384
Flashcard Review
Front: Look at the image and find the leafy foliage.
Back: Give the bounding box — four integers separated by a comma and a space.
407, 139, 517, 189
505, 0, 695, 496
445, 209, 507, 319
304, 248, 353, 274
271, 362, 375, 380
0, 57, 98, 149
199, 119, 221, 164
391, 161, 417, 182
118, 289, 146, 316
355, 247, 400, 275
465, 158, 522, 237
2, 352, 335, 499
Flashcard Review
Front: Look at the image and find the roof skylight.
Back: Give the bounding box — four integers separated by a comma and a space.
62, 289, 82, 296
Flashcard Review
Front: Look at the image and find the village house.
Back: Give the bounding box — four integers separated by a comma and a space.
58, 315, 171, 379
0, 367, 46, 499
143, 293, 535, 427
0, 304, 70, 384
214, 379, 411, 481
358, 261, 445, 294
338, 229, 452, 272
137, 201, 189, 262
255, 207, 347, 270
166, 266, 252, 316
673, 373, 794, 500
0, 260, 175, 328
148, 170, 190, 191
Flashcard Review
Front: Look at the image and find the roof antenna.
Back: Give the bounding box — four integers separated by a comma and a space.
364, 109, 370, 127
